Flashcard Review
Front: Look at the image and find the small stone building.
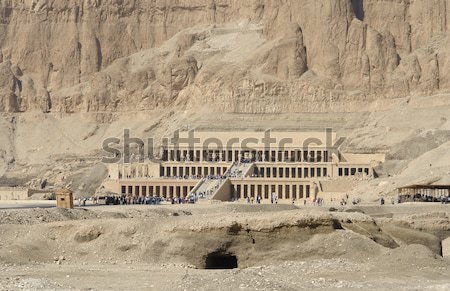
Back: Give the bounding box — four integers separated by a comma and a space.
56, 189, 74, 209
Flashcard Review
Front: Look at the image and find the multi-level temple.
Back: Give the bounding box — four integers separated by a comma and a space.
103, 131, 384, 203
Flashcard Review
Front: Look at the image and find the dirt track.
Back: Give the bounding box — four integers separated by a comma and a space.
1, 204, 450, 290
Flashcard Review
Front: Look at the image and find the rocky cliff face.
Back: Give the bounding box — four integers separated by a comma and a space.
1, 0, 450, 114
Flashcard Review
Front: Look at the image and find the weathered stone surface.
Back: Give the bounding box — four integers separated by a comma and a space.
0, 0, 449, 115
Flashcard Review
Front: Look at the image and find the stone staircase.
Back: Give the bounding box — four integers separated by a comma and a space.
188, 162, 255, 202
226, 162, 253, 178
192, 178, 225, 200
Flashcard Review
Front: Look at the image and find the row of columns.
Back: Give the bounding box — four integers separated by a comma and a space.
163, 149, 330, 163
118, 164, 370, 180
161, 165, 228, 177
119, 164, 153, 179
121, 184, 195, 198
338, 167, 370, 177
399, 187, 450, 197
254, 166, 329, 178
234, 183, 313, 200
118, 165, 229, 179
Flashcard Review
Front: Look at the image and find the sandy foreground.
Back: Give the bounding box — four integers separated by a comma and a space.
0, 203, 449, 290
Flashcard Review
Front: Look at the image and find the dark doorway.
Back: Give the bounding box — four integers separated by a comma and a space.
205, 252, 238, 269
351, 0, 364, 21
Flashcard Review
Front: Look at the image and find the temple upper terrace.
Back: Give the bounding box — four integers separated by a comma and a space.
160, 131, 339, 163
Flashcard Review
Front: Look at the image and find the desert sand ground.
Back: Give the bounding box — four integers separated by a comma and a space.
0, 203, 449, 290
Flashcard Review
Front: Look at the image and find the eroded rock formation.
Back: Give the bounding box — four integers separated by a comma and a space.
1, 0, 450, 113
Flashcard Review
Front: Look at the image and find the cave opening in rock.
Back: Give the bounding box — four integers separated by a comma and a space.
351, 0, 364, 21
205, 252, 238, 269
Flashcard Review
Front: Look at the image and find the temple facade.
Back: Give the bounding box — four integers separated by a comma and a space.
103, 131, 384, 203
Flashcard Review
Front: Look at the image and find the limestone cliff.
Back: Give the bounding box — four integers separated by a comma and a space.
0, 0, 450, 114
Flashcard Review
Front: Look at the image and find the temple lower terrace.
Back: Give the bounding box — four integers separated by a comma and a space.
103, 132, 385, 203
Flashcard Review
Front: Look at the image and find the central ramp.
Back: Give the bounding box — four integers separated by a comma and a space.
190, 162, 255, 202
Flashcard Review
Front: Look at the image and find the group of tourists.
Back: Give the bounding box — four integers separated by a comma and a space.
246, 195, 263, 204
241, 195, 326, 206
205, 175, 227, 180
77, 197, 99, 206
398, 194, 450, 204
78, 195, 193, 206
100, 195, 164, 205
161, 175, 201, 180
157, 174, 228, 180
